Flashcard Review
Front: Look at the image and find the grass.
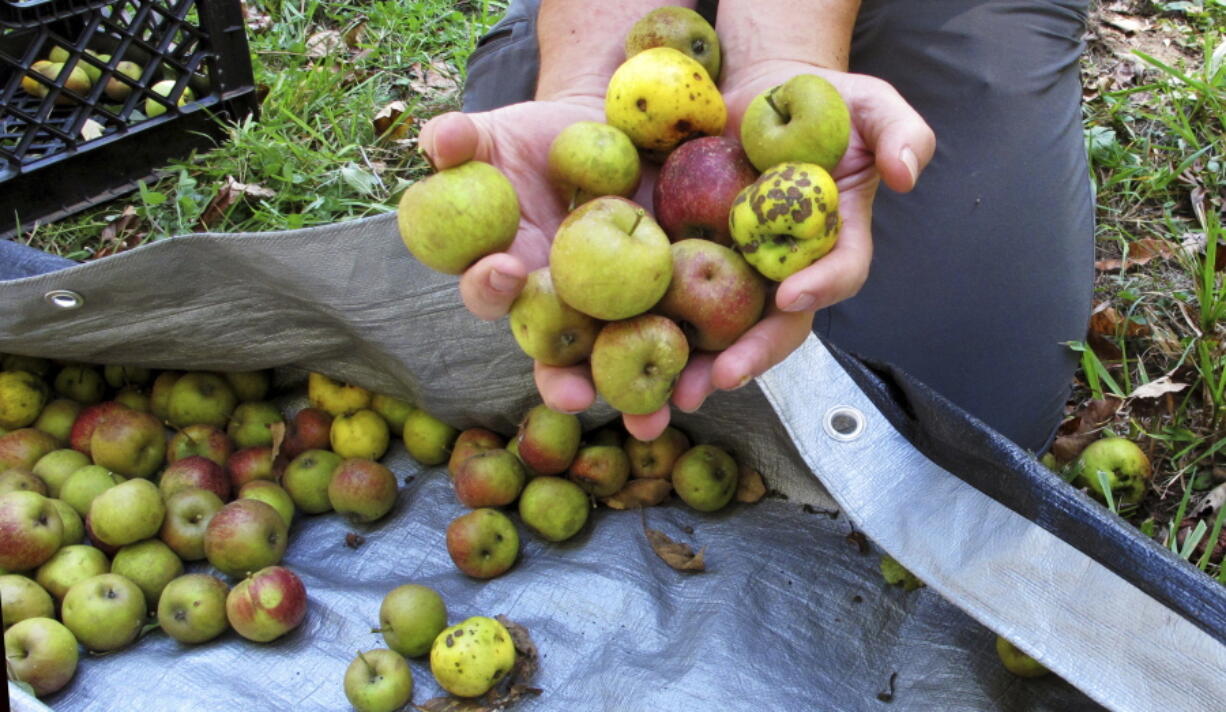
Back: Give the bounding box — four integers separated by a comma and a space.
8, 0, 1226, 577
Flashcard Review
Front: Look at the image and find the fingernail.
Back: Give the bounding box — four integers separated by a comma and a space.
782, 293, 816, 312
561, 407, 585, 415
900, 146, 919, 186
489, 270, 518, 293
678, 399, 704, 414
735, 373, 753, 389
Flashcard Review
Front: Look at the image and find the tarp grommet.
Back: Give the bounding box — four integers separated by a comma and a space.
45, 289, 84, 310
824, 406, 865, 442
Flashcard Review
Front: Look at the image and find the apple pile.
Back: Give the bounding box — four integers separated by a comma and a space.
397, 6, 851, 416
18, 45, 195, 117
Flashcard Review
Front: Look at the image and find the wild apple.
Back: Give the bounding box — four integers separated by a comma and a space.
3, 617, 79, 696
238, 480, 295, 527
113, 386, 150, 412
88, 477, 165, 547
567, 445, 630, 498
518, 475, 590, 542
34, 544, 110, 601
0, 428, 60, 471
31, 449, 90, 497
1072, 436, 1152, 506
60, 573, 145, 652
0, 370, 50, 430
307, 373, 371, 417
996, 636, 1050, 678
111, 538, 184, 610
0, 467, 47, 496
90, 407, 166, 478
653, 136, 757, 246
429, 616, 516, 698
514, 404, 581, 476
330, 408, 390, 460
328, 458, 398, 523
157, 573, 230, 644
227, 445, 284, 490
445, 508, 519, 579
550, 196, 672, 321
604, 47, 726, 157
0, 574, 54, 629
728, 161, 841, 282
546, 121, 641, 209
508, 268, 602, 367
48, 499, 83, 545
166, 423, 233, 468
625, 426, 691, 479
204, 499, 288, 578
585, 424, 625, 448
227, 401, 284, 449
53, 364, 105, 405
102, 60, 142, 101
454, 449, 525, 508
377, 584, 447, 658
223, 369, 272, 402
59, 465, 124, 517
448, 428, 506, 479
624, 5, 721, 82
280, 407, 333, 460
159, 487, 224, 561
345, 649, 414, 712
590, 314, 689, 415
0, 491, 63, 571
103, 365, 151, 389
282, 449, 343, 514
166, 371, 238, 429
402, 409, 458, 466
739, 73, 850, 173
1, 355, 51, 376
159, 455, 230, 501
671, 444, 738, 512
225, 565, 307, 642
33, 398, 81, 444
655, 239, 767, 351
68, 401, 128, 457
149, 370, 183, 422
370, 393, 414, 434
145, 79, 194, 117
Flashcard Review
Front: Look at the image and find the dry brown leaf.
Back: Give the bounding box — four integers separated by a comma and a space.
1128, 375, 1188, 400
1095, 238, 1176, 272
198, 176, 276, 231
241, 1, 272, 33
343, 19, 367, 48
409, 61, 460, 98
1103, 13, 1147, 34
1089, 303, 1149, 339
735, 465, 766, 503
306, 30, 343, 59
603, 478, 672, 509
80, 118, 104, 141
372, 100, 413, 141
268, 421, 286, 461
495, 616, 539, 683
92, 206, 145, 259
845, 530, 868, 555
644, 525, 705, 572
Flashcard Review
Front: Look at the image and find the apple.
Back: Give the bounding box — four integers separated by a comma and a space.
166, 371, 238, 429
429, 616, 516, 698
90, 407, 166, 478
0, 428, 60, 471
88, 477, 165, 547
83, 514, 119, 557
505, 437, 541, 478
31, 449, 90, 497
33, 398, 81, 444
625, 426, 690, 479
0, 467, 47, 496
1, 355, 51, 376
508, 267, 602, 367
377, 584, 447, 658
739, 73, 850, 173
53, 364, 105, 405
728, 161, 841, 282
547, 121, 641, 210
0, 370, 50, 430
113, 386, 150, 412
328, 458, 398, 523
159, 487, 224, 561
102, 60, 142, 101
671, 444, 738, 512
1072, 437, 1152, 506
448, 428, 506, 479
223, 369, 272, 402
48, 499, 83, 545
518, 476, 590, 542
652, 136, 758, 246
445, 508, 519, 579
157, 573, 230, 644
227, 401, 284, 449
111, 539, 184, 610
281, 449, 343, 514
567, 445, 630, 498
345, 649, 414, 712
454, 449, 526, 508
227, 446, 281, 489
225, 565, 307, 642
59, 465, 124, 517
398, 160, 520, 275
238, 480, 295, 527
4, 617, 79, 696
166, 423, 233, 468
307, 373, 371, 417
159, 455, 230, 501
370, 393, 415, 435
624, 5, 721, 82
60, 573, 146, 652
145, 79, 194, 117
514, 404, 581, 476
330, 408, 390, 460
280, 407, 333, 460
103, 365, 151, 389
590, 314, 689, 415
19, 60, 57, 99
550, 196, 672, 321
0, 492, 63, 571
996, 636, 1050, 678
149, 370, 183, 422
34, 544, 110, 601
203, 499, 288, 578
69, 401, 129, 457
402, 409, 459, 466
0, 575, 54, 629
604, 47, 726, 158
655, 239, 767, 351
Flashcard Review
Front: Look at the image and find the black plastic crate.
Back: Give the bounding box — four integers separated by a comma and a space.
0, 0, 258, 237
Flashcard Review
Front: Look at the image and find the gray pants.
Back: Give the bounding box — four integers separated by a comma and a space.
463, 0, 1094, 453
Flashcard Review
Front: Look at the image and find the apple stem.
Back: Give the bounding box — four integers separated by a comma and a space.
369, 627, 384, 634
765, 90, 788, 123
630, 209, 645, 235
569, 187, 579, 213
357, 650, 373, 668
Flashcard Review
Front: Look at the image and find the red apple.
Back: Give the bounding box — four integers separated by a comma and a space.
0, 429, 61, 471
447, 428, 506, 479
445, 508, 519, 579
68, 401, 129, 458
203, 499, 288, 578
227, 446, 281, 490
0, 492, 63, 571
159, 455, 230, 501
654, 239, 767, 351
625, 426, 691, 479
225, 565, 307, 642
454, 450, 526, 508
90, 408, 166, 479
166, 423, 233, 468
327, 459, 398, 523
653, 135, 759, 246
514, 405, 581, 476
280, 407, 333, 460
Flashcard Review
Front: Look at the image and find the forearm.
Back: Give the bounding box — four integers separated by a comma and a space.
716, 0, 859, 81
535, 0, 697, 101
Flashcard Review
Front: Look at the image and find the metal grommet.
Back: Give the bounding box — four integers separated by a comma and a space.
44, 289, 84, 310
824, 406, 865, 442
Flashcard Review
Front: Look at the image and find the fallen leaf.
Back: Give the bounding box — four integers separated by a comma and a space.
306, 30, 343, 59
268, 421, 286, 461
644, 521, 704, 572
846, 529, 868, 555
92, 206, 145, 259
241, 1, 272, 33
1095, 238, 1176, 272
1193, 482, 1226, 517
1103, 13, 1147, 34
735, 465, 766, 503
495, 616, 539, 683
409, 61, 460, 98
1128, 375, 1188, 400
372, 100, 413, 141
344, 532, 365, 549
343, 19, 367, 48
198, 176, 276, 231
1089, 303, 1149, 339
80, 118, 104, 141
603, 478, 671, 509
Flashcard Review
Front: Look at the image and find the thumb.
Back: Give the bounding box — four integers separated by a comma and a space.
418, 111, 495, 170
848, 76, 936, 194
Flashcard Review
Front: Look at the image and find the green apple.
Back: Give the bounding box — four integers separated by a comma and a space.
166, 372, 238, 429
625, 426, 690, 479
0, 467, 47, 496
60, 465, 124, 516
0, 370, 50, 430
328, 458, 398, 523
4, 616, 79, 696
32, 449, 90, 497
238, 480, 295, 527
397, 160, 520, 275
547, 121, 641, 210
48, 499, 83, 545
590, 314, 689, 415
880, 554, 924, 591
550, 196, 672, 321
111, 539, 183, 610
331, 408, 390, 460
728, 161, 841, 282
429, 616, 516, 698
508, 267, 602, 367
103, 365, 151, 389
0, 492, 63, 572
448, 428, 506, 479
739, 73, 850, 173
113, 386, 149, 412
996, 636, 1050, 678
282, 449, 343, 514
53, 364, 105, 405
377, 584, 447, 658
0, 428, 60, 471
103, 60, 142, 101
445, 508, 519, 579
89, 408, 166, 478
1071, 437, 1152, 506
157, 573, 230, 644
33, 399, 81, 445
453, 449, 526, 508
149, 370, 182, 422
160, 487, 224, 561
60, 573, 146, 651
402, 410, 458, 466
203, 499, 288, 578
227, 401, 284, 449
0, 574, 54, 629
518, 476, 589, 542
370, 393, 415, 435
604, 47, 726, 158
625, 5, 721, 82
567, 445, 630, 498
225, 565, 307, 642
35, 544, 110, 601
345, 649, 414, 712
671, 444, 737, 512
1, 355, 51, 377
166, 423, 233, 468
223, 370, 272, 403
88, 478, 165, 547
307, 373, 371, 417
145, 78, 193, 117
